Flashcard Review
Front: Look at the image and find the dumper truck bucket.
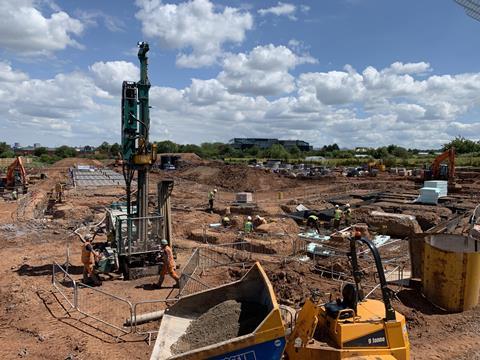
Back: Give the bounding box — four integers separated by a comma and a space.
150, 262, 286, 360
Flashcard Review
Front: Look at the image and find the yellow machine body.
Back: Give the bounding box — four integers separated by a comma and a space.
285, 298, 410, 360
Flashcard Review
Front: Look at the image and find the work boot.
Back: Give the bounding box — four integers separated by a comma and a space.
173, 279, 180, 289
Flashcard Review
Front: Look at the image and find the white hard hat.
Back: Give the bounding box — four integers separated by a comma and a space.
214, 189, 217, 193
161, 239, 168, 246
335, 205, 339, 208
346, 203, 350, 208
247, 216, 252, 221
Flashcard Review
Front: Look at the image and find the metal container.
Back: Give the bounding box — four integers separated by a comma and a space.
423, 234, 480, 312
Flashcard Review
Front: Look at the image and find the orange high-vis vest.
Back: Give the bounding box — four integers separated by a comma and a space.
81, 243, 95, 265
162, 245, 175, 267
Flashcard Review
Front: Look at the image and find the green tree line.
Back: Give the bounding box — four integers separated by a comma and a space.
1, 136, 479, 164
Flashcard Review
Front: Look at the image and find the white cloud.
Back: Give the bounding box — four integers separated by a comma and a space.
387, 61, 431, 75
135, 0, 253, 68
218, 44, 317, 96
89, 61, 139, 95
0, 61, 116, 145
75, 9, 125, 32
2, 57, 480, 149
0, 62, 29, 82
0, 0, 84, 56
258, 2, 297, 20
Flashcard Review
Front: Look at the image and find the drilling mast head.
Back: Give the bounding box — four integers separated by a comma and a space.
137, 41, 149, 57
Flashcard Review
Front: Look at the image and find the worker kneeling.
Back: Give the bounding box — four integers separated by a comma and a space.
222, 215, 230, 227
306, 213, 320, 233
157, 239, 180, 289
81, 238, 102, 286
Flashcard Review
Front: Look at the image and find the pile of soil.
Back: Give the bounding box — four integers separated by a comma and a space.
171, 300, 267, 355
52, 157, 103, 168
178, 164, 295, 192
403, 210, 441, 231
355, 210, 422, 237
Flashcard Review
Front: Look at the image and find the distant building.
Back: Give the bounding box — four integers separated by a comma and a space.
13, 142, 21, 149
355, 147, 371, 153
305, 156, 326, 162
230, 138, 312, 151
15, 146, 56, 156
33, 143, 41, 148
80, 145, 95, 153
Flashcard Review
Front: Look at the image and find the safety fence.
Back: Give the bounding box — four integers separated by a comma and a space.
178, 242, 263, 297
51, 262, 176, 342
52, 262, 77, 309
76, 282, 133, 335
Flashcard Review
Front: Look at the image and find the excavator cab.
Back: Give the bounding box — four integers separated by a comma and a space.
285, 237, 410, 360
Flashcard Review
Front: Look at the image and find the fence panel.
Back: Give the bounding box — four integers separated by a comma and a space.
199, 242, 254, 268
76, 283, 133, 334
131, 299, 175, 340
52, 262, 77, 309
179, 248, 199, 290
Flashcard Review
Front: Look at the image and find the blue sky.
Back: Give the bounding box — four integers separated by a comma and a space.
1, 0, 480, 148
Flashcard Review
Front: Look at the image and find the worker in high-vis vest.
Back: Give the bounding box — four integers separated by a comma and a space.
244, 216, 253, 233
307, 213, 320, 233
157, 239, 180, 289
81, 237, 101, 286
344, 203, 352, 226
208, 189, 217, 212
333, 205, 343, 229
222, 215, 231, 227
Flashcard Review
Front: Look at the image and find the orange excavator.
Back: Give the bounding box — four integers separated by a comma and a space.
424, 147, 461, 191
0, 157, 28, 193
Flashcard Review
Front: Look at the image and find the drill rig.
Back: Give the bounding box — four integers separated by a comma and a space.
102, 41, 171, 279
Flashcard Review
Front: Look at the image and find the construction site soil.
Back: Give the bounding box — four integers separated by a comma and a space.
0, 157, 479, 359
170, 300, 267, 355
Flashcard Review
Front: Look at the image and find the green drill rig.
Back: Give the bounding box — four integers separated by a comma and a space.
101, 41, 172, 279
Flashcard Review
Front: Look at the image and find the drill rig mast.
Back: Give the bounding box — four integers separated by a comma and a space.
118, 41, 160, 278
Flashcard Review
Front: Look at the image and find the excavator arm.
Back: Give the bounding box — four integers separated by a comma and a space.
5, 157, 27, 188
431, 147, 455, 180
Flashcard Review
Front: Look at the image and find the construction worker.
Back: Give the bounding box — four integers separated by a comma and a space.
81, 237, 101, 286
333, 205, 343, 229
253, 215, 267, 228
208, 188, 217, 212
11, 189, 17, 201
55, 183, 63, 203
344, 204, 352, 226
222, 215, 231, 227
157, 239, 180, 289
244, 216, 253, 233
306, 213, 320, 233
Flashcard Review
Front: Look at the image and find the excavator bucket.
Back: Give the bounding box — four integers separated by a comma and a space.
150, 262, 286, 360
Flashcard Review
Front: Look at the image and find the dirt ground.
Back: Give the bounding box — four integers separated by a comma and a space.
0, 158, 479, 359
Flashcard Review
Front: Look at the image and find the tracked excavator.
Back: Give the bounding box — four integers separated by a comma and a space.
284, 236, 410, 359
424, 147, 461, 192
0, 156, 28, 194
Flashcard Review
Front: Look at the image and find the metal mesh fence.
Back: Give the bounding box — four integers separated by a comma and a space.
178, 248, 209, 296
131, 299, 176, 341
52, 262, 77, 309
75, 282, 133, 335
